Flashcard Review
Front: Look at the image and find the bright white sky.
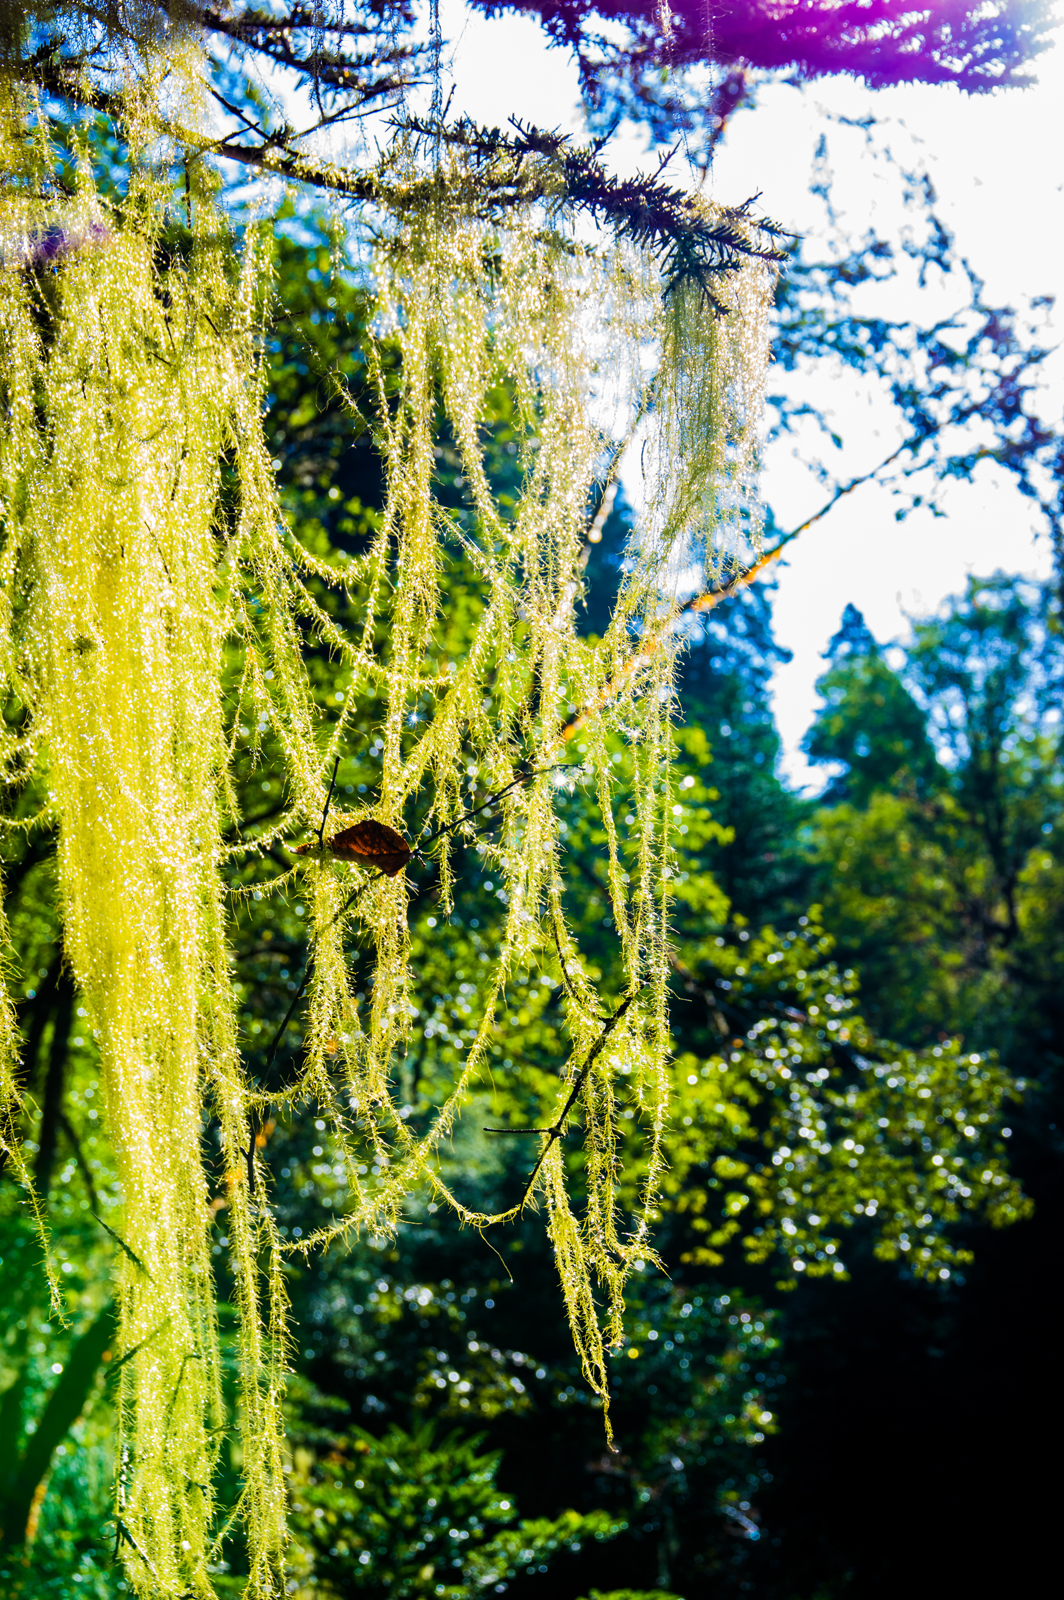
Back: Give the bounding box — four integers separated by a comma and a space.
427, 3, 1064, 788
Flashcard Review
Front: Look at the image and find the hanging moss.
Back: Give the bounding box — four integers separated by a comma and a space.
0, 45, 774, 1600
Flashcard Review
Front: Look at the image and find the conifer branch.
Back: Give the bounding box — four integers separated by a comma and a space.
402, 115, 791, 300
189, 3, 422, 97
20, 42, 789, 302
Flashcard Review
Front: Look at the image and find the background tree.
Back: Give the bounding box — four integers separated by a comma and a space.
766, 576, 1064, 1597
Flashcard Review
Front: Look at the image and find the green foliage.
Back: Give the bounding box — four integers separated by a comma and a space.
659, 919, 1028, 1284
803, 610, 938, 806
0, 1437, 115, 1598
805, 575, 1064, 1045
576, 1591, 683, 1600
285, 1416, 618, 1598
675, 597, 812, 927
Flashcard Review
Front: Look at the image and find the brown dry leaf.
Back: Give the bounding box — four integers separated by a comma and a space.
298, 818, 412, 876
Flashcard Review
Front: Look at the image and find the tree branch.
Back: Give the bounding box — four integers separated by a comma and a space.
485, 991, 635, 1209
556, 429, 937, 748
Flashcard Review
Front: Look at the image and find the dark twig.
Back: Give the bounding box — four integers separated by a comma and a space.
483, 1125, 552, 1134
653, 139, 682, 179
241, 1117, 258, 1197
260, 968, 314, 1079
114, 1517, 157, 1574
92, 1212, 153, 1280
260, 868, 385, 1077
485, 992, 635, 1209
164, 1350, 202, 1425
207, 84, 269, 137
332, 870, 383, 922
550, 910, 608, 1020
22, 38, 787, 305
106, 1319, 169, 1378
59, 1109, 100, 1211
401, 115, 791, 303
317, 755, 341, 848
410, 761, 574, 868
416, 764, 537, 851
